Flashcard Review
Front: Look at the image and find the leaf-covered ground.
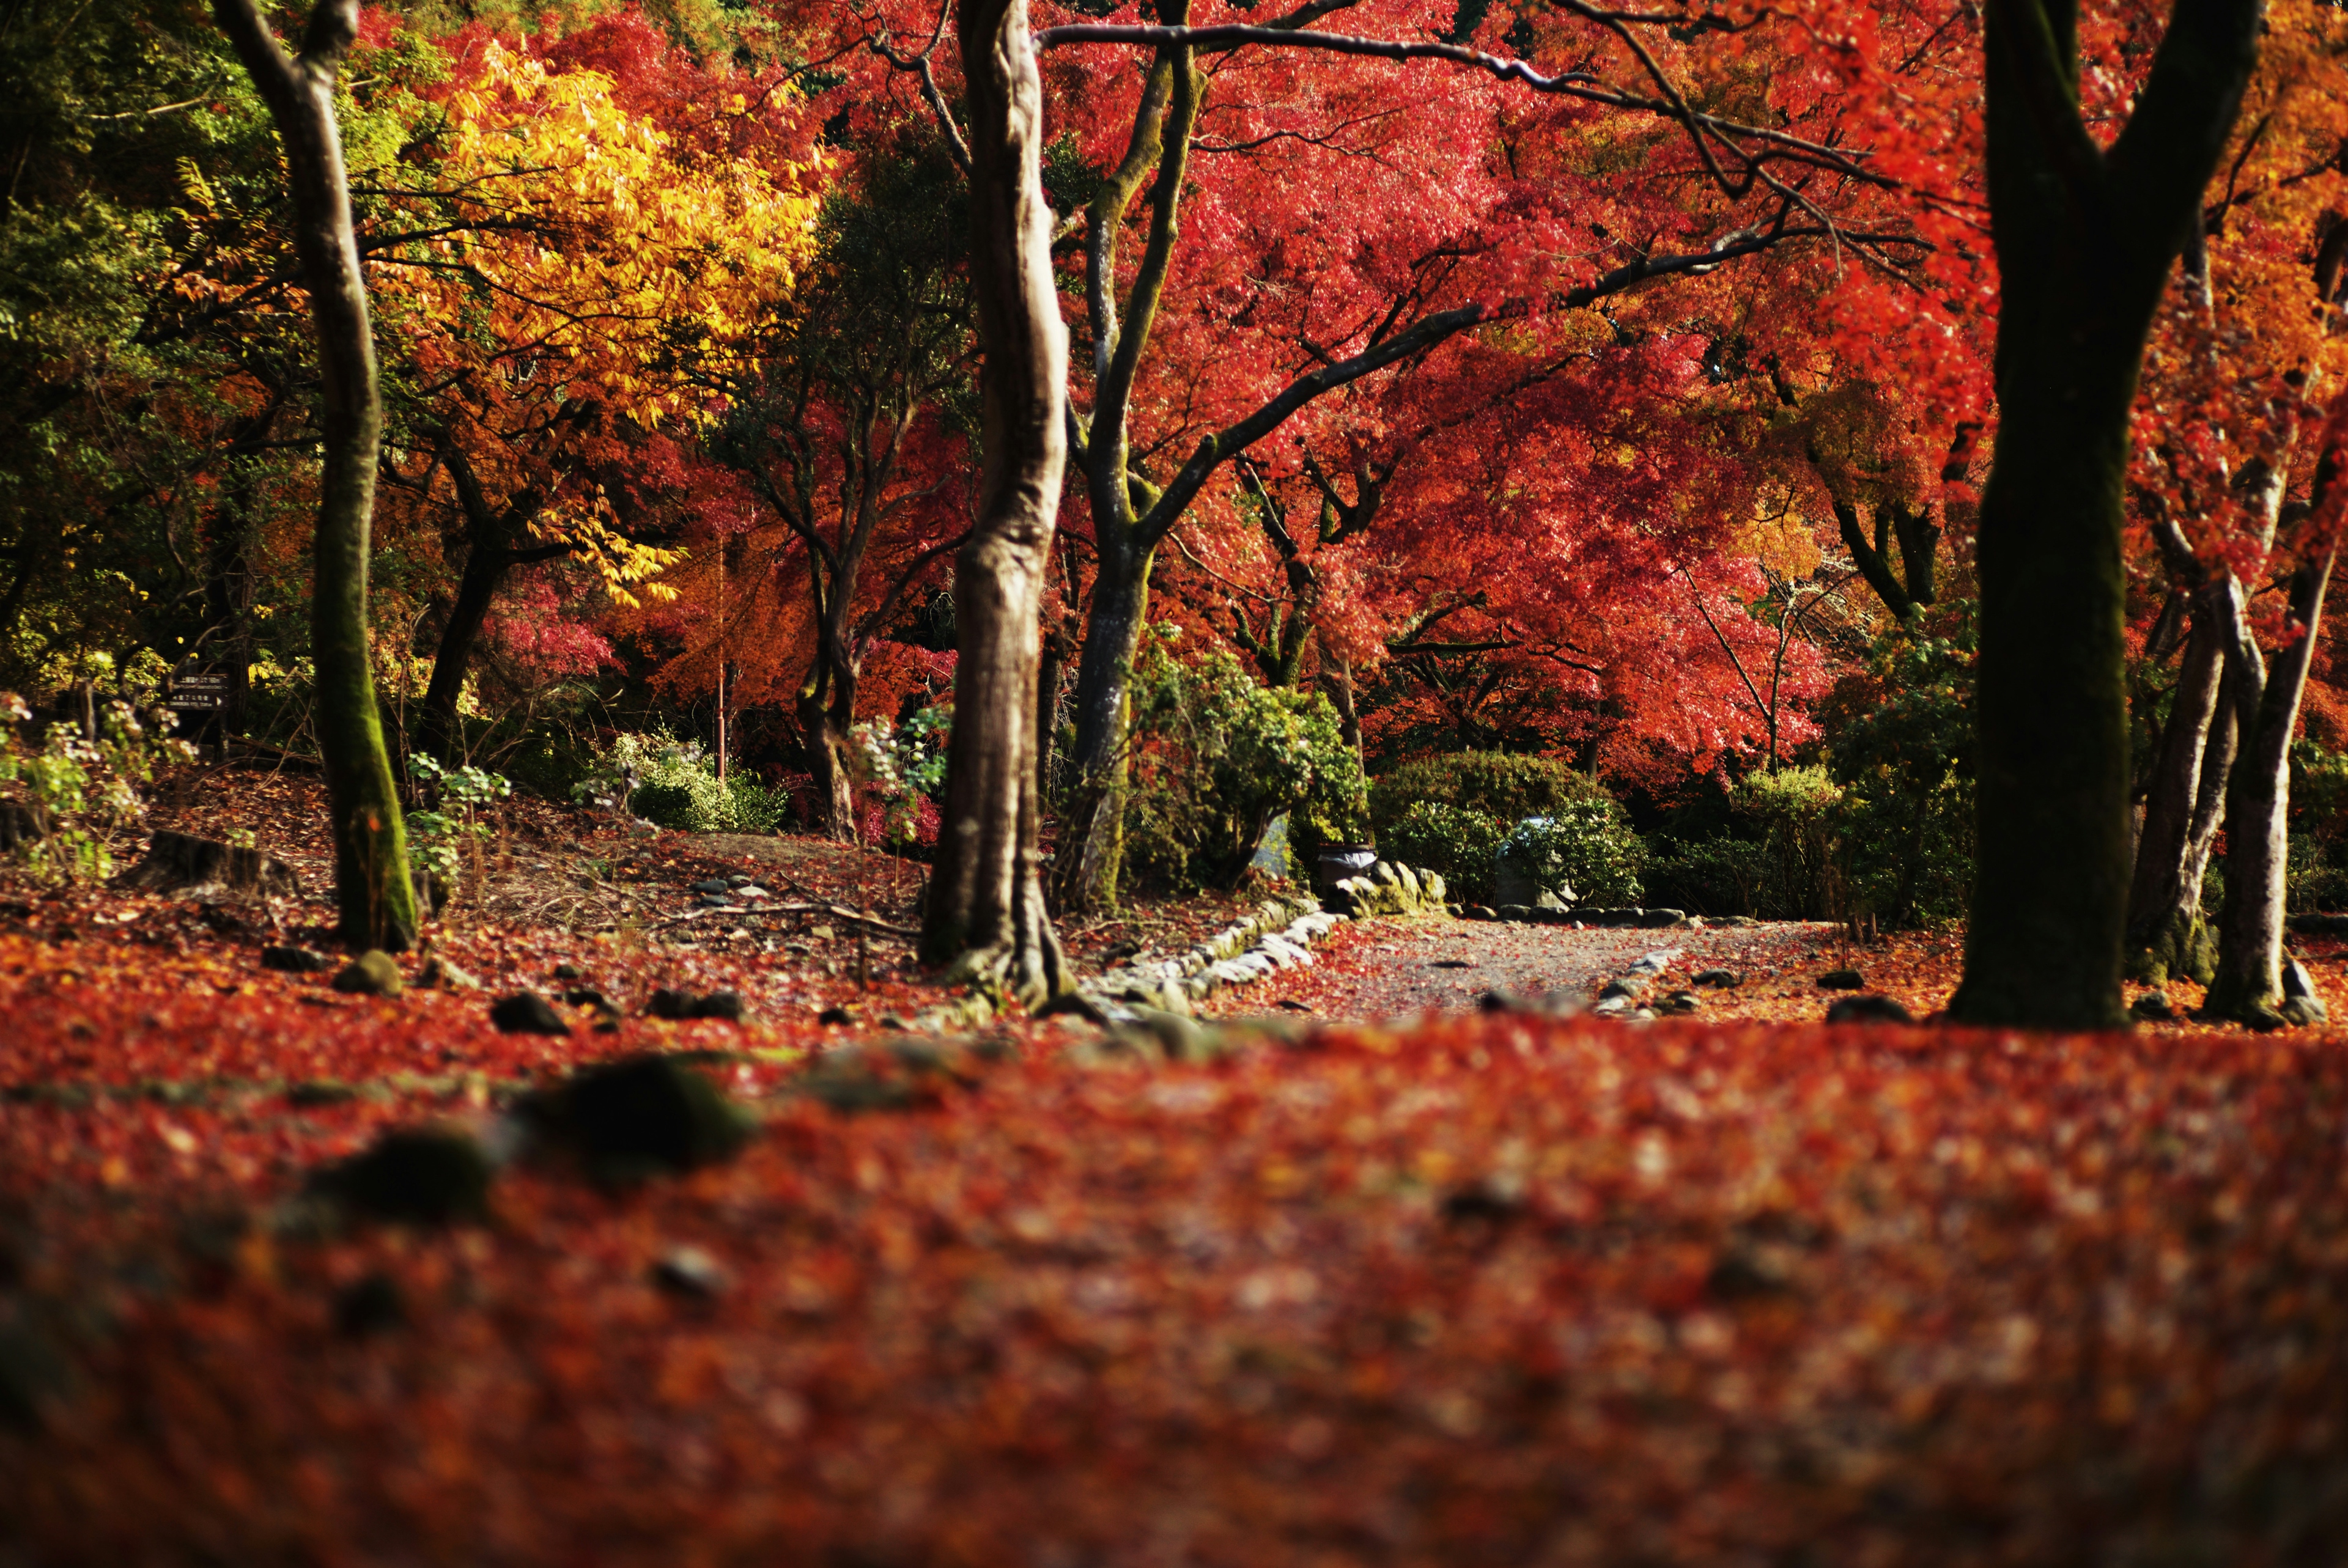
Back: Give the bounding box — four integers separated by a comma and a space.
1246, 916, 2346, 1033
5, 772, 2348, 1563
6, 943, 2348, 1562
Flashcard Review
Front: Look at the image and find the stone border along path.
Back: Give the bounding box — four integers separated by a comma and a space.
899, 859, 1454, 1036
1084, 857, 1451, 1017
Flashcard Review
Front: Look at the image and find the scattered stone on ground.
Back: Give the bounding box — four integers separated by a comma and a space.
530, 1055, 755, 1180
489, 992, 570, 1036
1825, 993, 1915, 1025
309, 1128, 493, 1226
649, 988, 745, 1023
331, 950, 402, 998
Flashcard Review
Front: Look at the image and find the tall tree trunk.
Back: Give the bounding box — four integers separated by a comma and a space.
2124, 602, 2227, 984
1054, 540, 1151, 910
2207, 547, 2335, 1023
215, 0, 415, 951
1947, 0, 2261, 1030
920, 0, 1071, 1006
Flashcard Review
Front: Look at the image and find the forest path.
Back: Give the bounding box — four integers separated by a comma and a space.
1211, 914, 1885, 1024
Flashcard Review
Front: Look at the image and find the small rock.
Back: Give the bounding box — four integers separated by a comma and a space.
310, 1128, 493, 1225
649, 988, 745, 1023
1825, 994, 1913, 1025
416, 954, 482, 991
2281, 957, 2328, 1025
697, 890, 736, 907
652, 1245, 732, 1298
692, 990, 745, 1022
552, 962, 585, 981
1597, 979, 1644, 1001
689, 880, 730, 896
490, 991, 571, 1036
726, 875, 754, 889
1817, 968, 1866, 990
1658, 990, 1701, 1015
1691, 968, 1741, 988
2129, 992, 2176, 1022
331, 950, 402, 998
530, 1055, 756, 1179
262, 945, 332, 974
564, 986, 611, 1010
816, 1004, 857, 1026
810, 924, 836, 941
734, 885, 769, 900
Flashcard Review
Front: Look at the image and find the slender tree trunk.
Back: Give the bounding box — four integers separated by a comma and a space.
418, 517, 507, 764
920, 0, 1071, 1005
2207, 548, 2335, 1023
1326, 655, 1362, 756
797, 663, 857, 842
2124, 602, 2226, 983
1054, 542, 1151, 910
1948, 0, 2261, 1029
1036, 621, 1070, 808
215, 0, 414, 951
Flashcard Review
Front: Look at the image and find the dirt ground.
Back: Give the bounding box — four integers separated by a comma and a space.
1219, 910, 2348, 1033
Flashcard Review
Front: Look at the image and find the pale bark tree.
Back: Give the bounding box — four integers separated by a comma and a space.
214, 0, 415, 951
918, 0, 1071, 1003
2206, 522, 2336, 1023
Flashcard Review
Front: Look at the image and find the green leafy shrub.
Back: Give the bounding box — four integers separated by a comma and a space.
572, 731, 737, 833
722, 775, 791, 836
1122, 641, 1366, 893
1370, 751, 1614, 841
854, 704, 951, 848
0, 693, 196, 882
1381, 800, 1509, 903
1828, 617, 1975, 927
1736, 765, 1841, 918
1501, 801, 1644, 905
405, 754, 512, 897
2287, 740, 2348, 912
1643, 834, 1773, 916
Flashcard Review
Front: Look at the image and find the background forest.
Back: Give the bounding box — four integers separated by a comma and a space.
6, 0, 2348, 960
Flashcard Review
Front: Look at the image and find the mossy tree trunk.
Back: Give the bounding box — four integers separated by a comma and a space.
920, 0, 1072, 1006
215, 0, 415, 951
1948, 0, 2261, 1030
2124, 594, 2229, 986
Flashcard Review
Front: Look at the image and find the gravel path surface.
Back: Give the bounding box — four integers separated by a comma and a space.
1208, 913, 1866, 1023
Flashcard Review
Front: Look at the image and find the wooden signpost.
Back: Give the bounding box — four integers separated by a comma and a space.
166, 672, 232, 761
164, 672, 229, 713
